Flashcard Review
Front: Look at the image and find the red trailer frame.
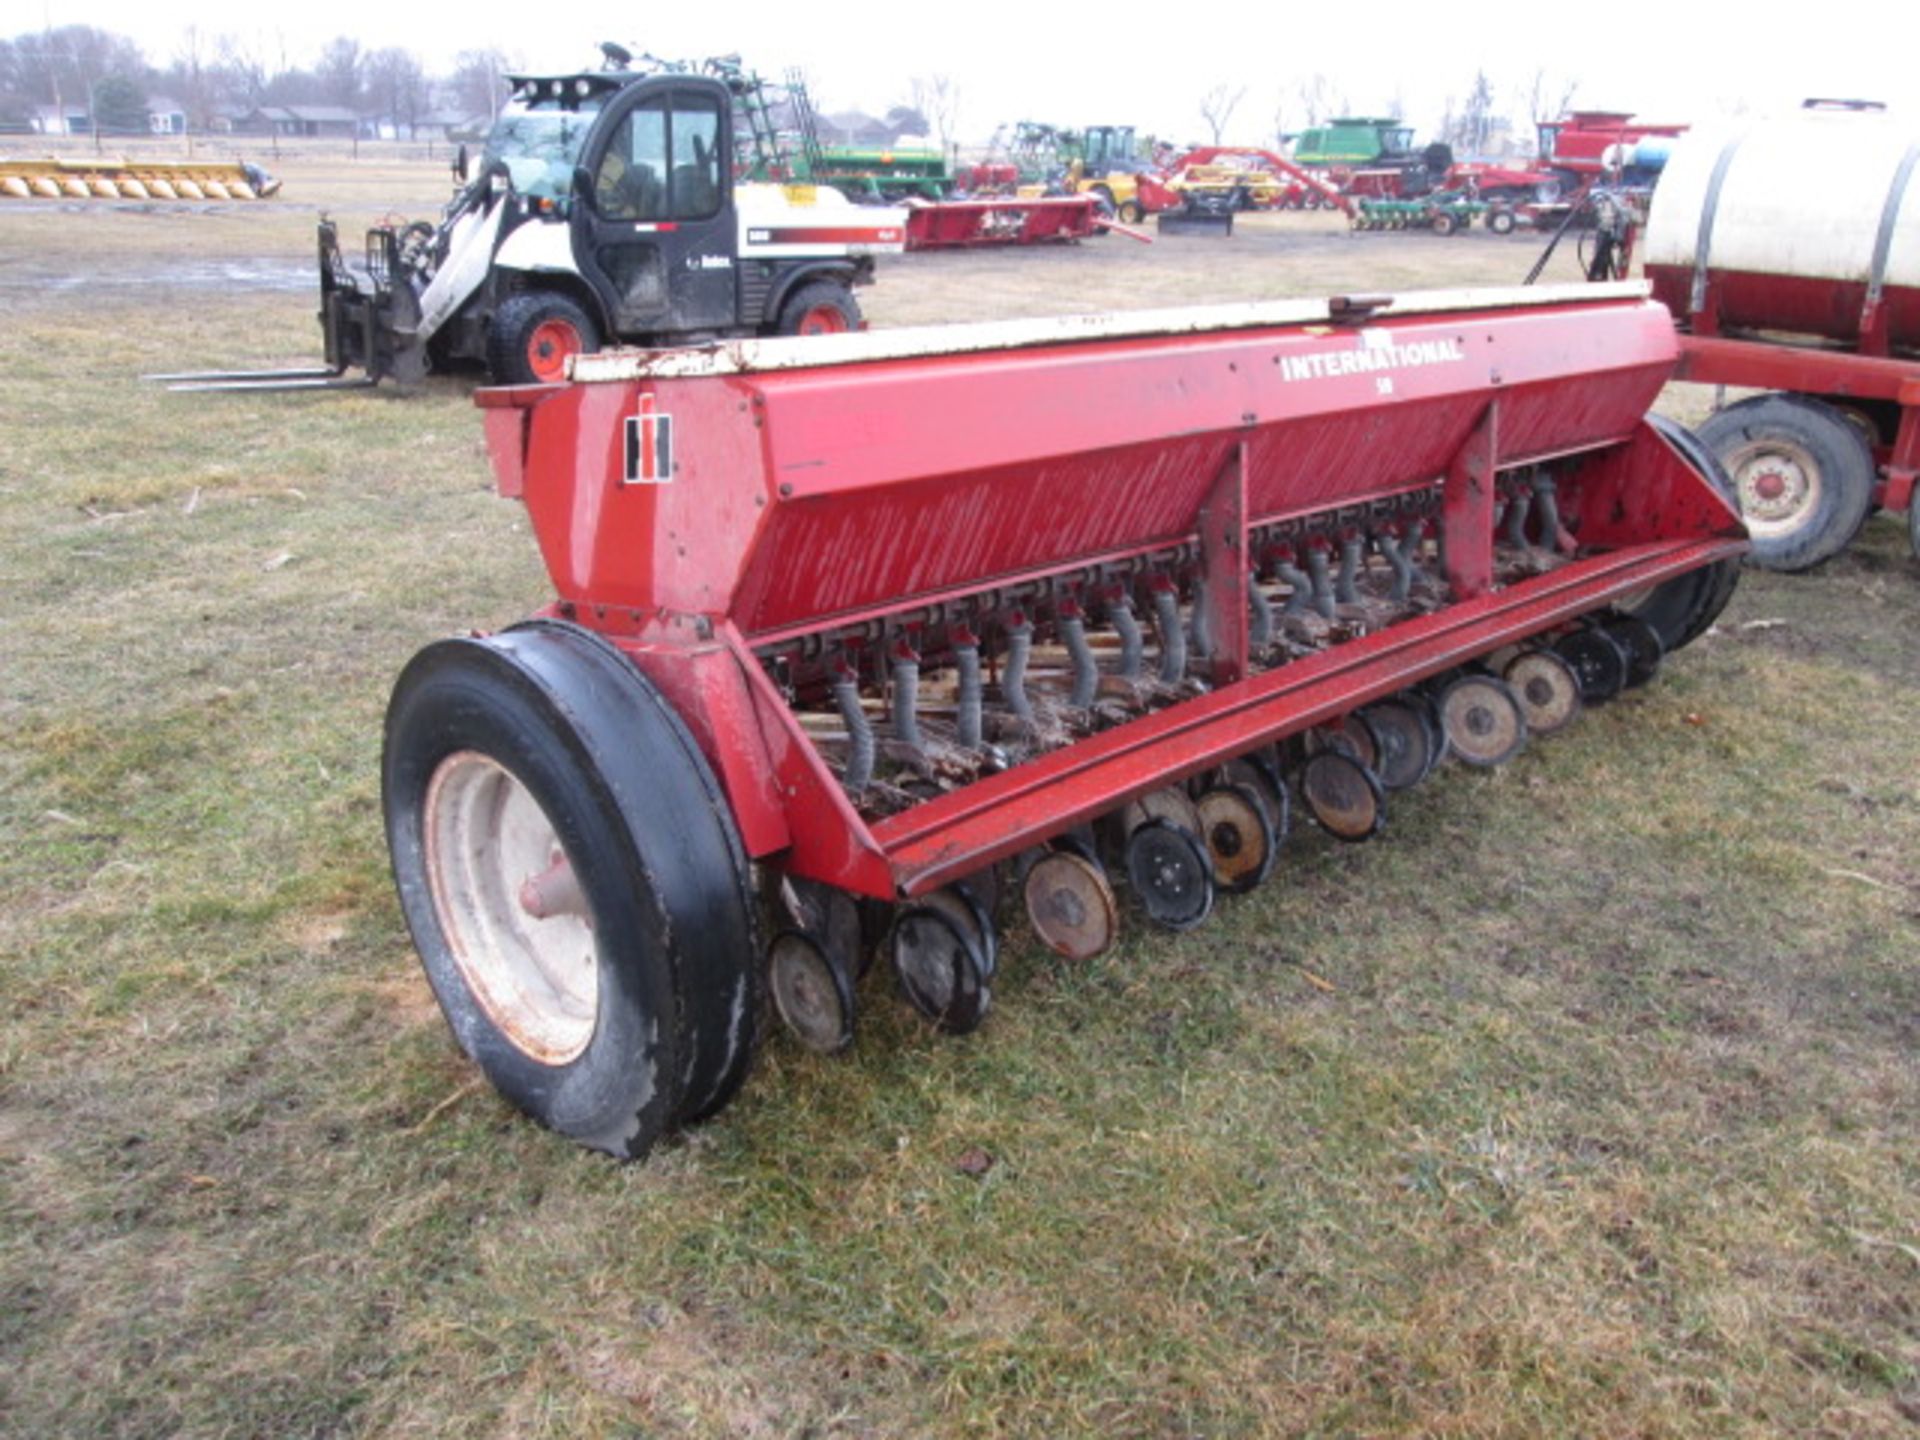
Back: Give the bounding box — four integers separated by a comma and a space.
1673, 336, 1920, 517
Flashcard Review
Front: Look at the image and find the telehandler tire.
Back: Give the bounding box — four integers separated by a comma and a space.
777, 281, 861, 336
488, 292, 600, 386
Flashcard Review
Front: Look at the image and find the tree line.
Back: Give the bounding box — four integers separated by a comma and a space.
0, 24, 515, 137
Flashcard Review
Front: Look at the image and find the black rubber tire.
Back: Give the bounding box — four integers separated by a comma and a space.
486, 291, 600, 387
1431, 210, 1457, 237
1117, 199, 1145, 224
1487, 208, 1516, 235
1615, 415, 1745, 653
382, 621, 759, 1159
1695, 393, 1874, 571
774, 279, 861, 336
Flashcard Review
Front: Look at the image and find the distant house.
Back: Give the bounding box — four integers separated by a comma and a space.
30, 104, 90, 136
234, 105, 362, 139
147, 96, 188, 135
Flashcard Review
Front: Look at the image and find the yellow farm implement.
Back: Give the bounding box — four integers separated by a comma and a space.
0, 157, 280, 201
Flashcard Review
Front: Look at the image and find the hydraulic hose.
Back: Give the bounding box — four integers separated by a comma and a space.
1335, 536, 1363, 605
1188, 578, 1215, 660
1247, 574, 1274, 648
1110, 597, 1144, 679
1275, 557, 1313, 615
890, 653, 922, 753
1003, 617, 1035, 721
954, 641, 983, 748
1061, 613, 1098, 708
833, 672, 875, 791
1152, 586, 1187, 684
1304, 547, 1337, 619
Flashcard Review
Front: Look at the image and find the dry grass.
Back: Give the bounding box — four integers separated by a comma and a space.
1, 154, 1916, 1439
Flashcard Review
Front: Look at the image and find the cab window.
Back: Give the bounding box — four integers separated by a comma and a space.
596, 100, 668, 219
669, 97, 722, 217
595, 92, 723, 221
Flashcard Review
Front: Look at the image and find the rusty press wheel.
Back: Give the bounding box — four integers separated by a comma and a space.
1195, 782, 1278, 893
383, 621, 758, 1158
768, 930, 856, 1055
1358, 697, 1436, 790
1601, 615, 1665, 689
1024, 848, 1119, 961
1124, 818, 1215, 931
1502, 649, 1583, 736
890, 904, 991, 1033
1553, 627, 1629, 705
1438, 674, 1528, 767
1298, 750, 1384, 842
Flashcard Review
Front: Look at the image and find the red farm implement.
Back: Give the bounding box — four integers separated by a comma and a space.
382, 283, 1746, 1158
902, 194, 1106, 249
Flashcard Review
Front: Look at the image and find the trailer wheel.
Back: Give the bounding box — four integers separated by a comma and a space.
1614, 415, 1744, 652
382, 621, 759, 1159
1487, 208, 1516, 235
488, 292, 600, 386
1117, 199, 1145, 224
776, 281, 861, 336
1430, 210, 1458, 237
1696, 394, 1873, 571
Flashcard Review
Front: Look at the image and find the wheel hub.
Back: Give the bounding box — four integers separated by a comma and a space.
1731, 441, 1819, 534
423, 751, 598, 1064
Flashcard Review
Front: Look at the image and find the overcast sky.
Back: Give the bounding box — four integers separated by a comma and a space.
34, 0, 1915, 145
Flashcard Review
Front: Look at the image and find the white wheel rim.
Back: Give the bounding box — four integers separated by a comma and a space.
1728, 438, 1820, 539
423, 751, 599, 1064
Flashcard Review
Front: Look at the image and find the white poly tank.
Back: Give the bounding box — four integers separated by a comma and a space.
1642, 103, 1920, 352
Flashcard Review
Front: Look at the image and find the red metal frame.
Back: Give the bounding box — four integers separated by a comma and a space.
902, 196, 1099, 250
478, 290, 1744, 900
1673, 334, 1920, 512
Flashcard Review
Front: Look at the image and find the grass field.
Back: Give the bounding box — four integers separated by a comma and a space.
2, 157, 1917, 1438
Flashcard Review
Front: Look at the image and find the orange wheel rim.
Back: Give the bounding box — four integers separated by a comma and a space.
797, 306, 850, 335
526, 319, 582, 381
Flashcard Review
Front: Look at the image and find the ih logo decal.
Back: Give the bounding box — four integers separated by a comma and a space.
623, 398, 673, 484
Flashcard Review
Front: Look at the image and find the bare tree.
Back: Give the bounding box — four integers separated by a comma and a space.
215, 32, 269, 109
1295, 73, 1339, 130
365, 47, 425, 138
1519, 68, 1578, 126
315, 35, 364, 111
1449, 69, 1495, 155
1199, 83, 1245, 145
450, 48, 511, 122
908, 73, 961, 156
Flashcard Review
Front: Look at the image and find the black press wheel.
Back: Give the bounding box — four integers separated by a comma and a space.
382, 621, 759, 1159
1696, 393, 1874, 571
775, 279, 862, 336
1615, 414, 1745, 652
487, 291, 600, 386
